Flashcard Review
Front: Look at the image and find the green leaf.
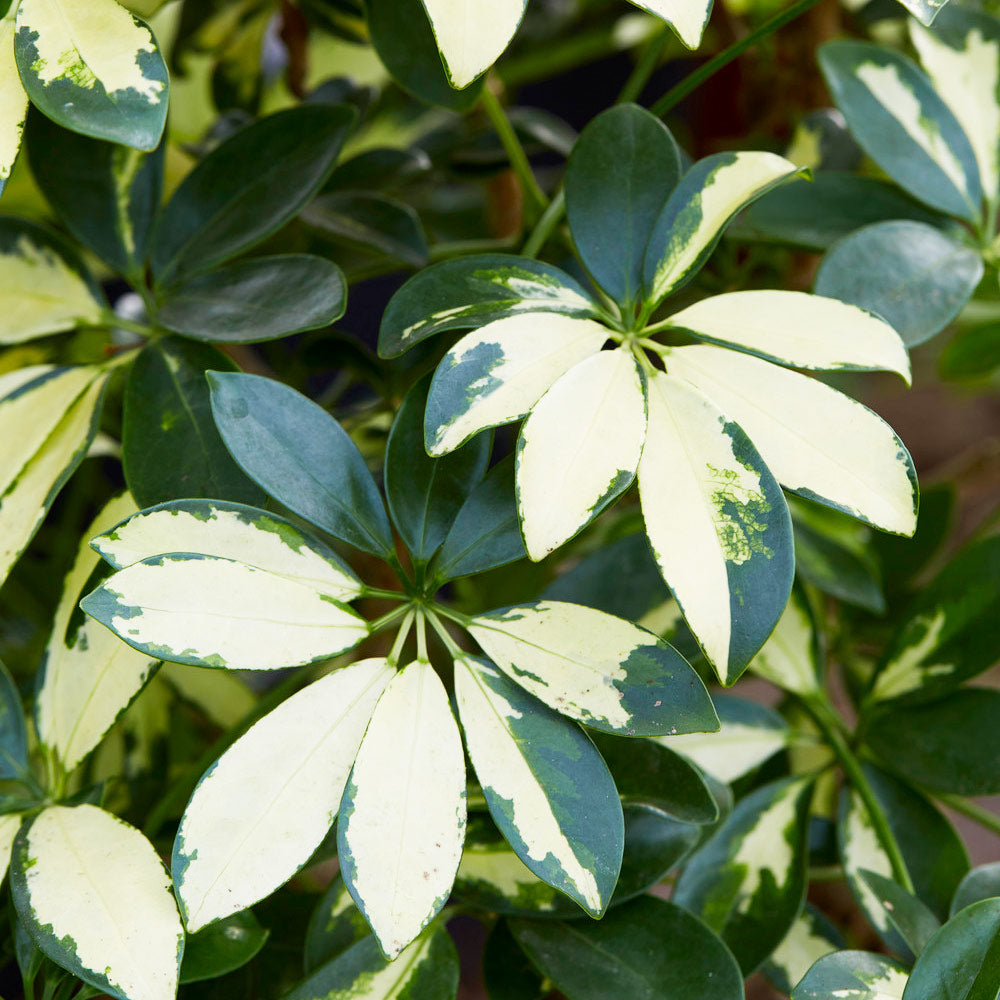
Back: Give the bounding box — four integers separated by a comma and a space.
123, 337, 266, 508
180, 910, 269, 984
0, 10, 28, 195
304, 877, 372, 974
509, 896, 744, 1000
638, 370, 794, 684
385, 375, 490, 564
749, 585, 822, 695
565, 104, 682, 307
27, 110, 163, 276
378, 254, 602, 358
815, 221, 983, 347
0, 217, 104, 345
208, 371, 395, 558
151, 104, 356, 284
673, 776, 814, 973
903, 899, 1000, 1000
157, 255, 347, 343
434, 456, 526, 582
859, 869, 941, 956
0, 658, 27, 780
11, 804, 183, 1000
81, 553, 368, 671
763, 904, 845, 995
14, 0, 168, 150
819, 41, 982, 222
643, 151, 804, 305
326, 147, 431, 192
866, 689, 1000, 796
454, 654, 623, 917
791, 950, 908, 1000
939, 322, 1000, 380
172, 659, 393, 932
951, 863, 1000, 917
467, 601, 716, 737
482, 920, 545, 1000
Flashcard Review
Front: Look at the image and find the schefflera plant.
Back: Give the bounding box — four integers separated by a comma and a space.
379, 103, 918, 687
81, 370, 719, 965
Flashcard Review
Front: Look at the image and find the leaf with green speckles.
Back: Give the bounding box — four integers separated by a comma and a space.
467, 600, 716, 737
454, 655, 623, 917
14, 0, 168, 151
791, 950, 908, 1000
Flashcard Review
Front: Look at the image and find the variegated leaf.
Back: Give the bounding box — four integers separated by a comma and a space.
419, 0, 526, 89
665, 344, 918, 535
0, 813, 22, 882
638, 371, 794, 683
0, 11, 27, 194
37, 493, 159, 771
628, 0, 712, 50
81, 554, 368, 671
14, 0, 168, 151
92, 499, 362, 603
664, 291, 911, 382
749, 586, 822, 695
764, 904, 844, 995
425, 314, 608, 455
643, 152, 804, 305
454, 655, 623, 916
467, 601, 716, 736
0, 366, 108, 586
792, 951, 908, 1000
173, 659, 394, 932
339, 660, 466, 959
11, 804, 183, 1000
517, 349, 646, 559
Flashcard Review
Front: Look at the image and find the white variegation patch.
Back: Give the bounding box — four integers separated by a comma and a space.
37, 493, 160, 771
340, 661, 465, 959
174, 659, 394, 931
629, 0, 712, 49
768, 910, 840, 990
420, 0, 526, 88
426, 314, 607, 455
86, 555, 368, 670
841, 789, 895, 939
733, 787, 800, 905
16, 0, 165, 103
665, 291, 911, 382
870, 610, 949, 702
750, 590, 820, 695
0, 813, 21, 882
0, 15, 27, 188
17, 805, 182, 1000
664, 721, 790, 783
93, 502, 362, 602
665, 345, 917, 535
454, 655, 603, 913
517, 348, 646, 559
911, 20, 1000, 201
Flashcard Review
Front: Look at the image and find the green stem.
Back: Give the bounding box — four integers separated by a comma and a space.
799, 694, 915, 892
369, 603, 411, 634
362, 586, 408, 602
480, 84, 549, 217
522, 187, 566, 259
938, 793, 1000, 837
617, 26, 671, 104
650, 0, 825, 117
425, 607, 466, 659
96, 311, 157, 339
415, 608, 429, 662
387, 610, 415, 665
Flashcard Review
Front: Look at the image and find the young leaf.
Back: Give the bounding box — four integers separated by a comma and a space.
859, 869, 941, 956
637, 371, 794, 683
304, 877, 372, 974
14, 0, 168, 150
0, 10, 27, 195
209, 372, 394, 557
378, 254, 601, 358
673, 776, 814, 974
339, 661, 466, 959
565, 104, 683, 306
179, 911, 269, 984
951, 863, 1000, 917
517, 349, 647, 559
791, 950, 908, 1000
157, 255, 347, 343
424, 314, 608, 456
172, 659, 394, 932
764, 904, 845, 996
664, 344, 918, 535
467, 601, 717, 737
749, 586, 822, 696
819, 41, 982, 222
151, 104, 356, 283
454, 655, 624, 917
11, 804, 184, 1000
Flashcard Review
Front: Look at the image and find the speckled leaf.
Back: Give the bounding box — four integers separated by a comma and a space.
791, 951, 908, 1000
467, 601, 716, 737
454, 655, 623, 917
665, 344, 918, 535
673, 776, 814, 973
81, 553, 368, 671
172, 659, 394, 932
643, 152, 804, 305
749, 586, 822, 695
304, 877, 372, 974
339, 661, 466, 959
859, 869, 941, 956
763, 904, 845, 995
0, 11, 27, 194
10, 804, 183, 1000
14, 0, 168, 150
819, 42, 982, 222
378, 255, 602, 358
424, 314, 608, 457
517, 349, 646, 559
951, 863, 1000, 917
638, 371, 794, 684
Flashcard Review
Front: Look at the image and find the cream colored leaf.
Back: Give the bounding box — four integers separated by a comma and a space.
628, 0, 713, 49
0, 14, 27, 188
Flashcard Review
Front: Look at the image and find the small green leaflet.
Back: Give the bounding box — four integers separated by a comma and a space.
791, 950, 908, 1000
859, 869, 941, 956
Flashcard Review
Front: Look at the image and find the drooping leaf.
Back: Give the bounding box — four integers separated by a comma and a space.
748, 585, 822, 696
859, 869, 941, 956
11, 804, 184, 1000
0, 10, 27, 195
172, 659, 393, 932
304, 877, 372, 974
179, 910, 269, 984
764, 904, 845, 995
791, 950, 908, 1000
951, 863, 1000, 917
14, 0, 168, 150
